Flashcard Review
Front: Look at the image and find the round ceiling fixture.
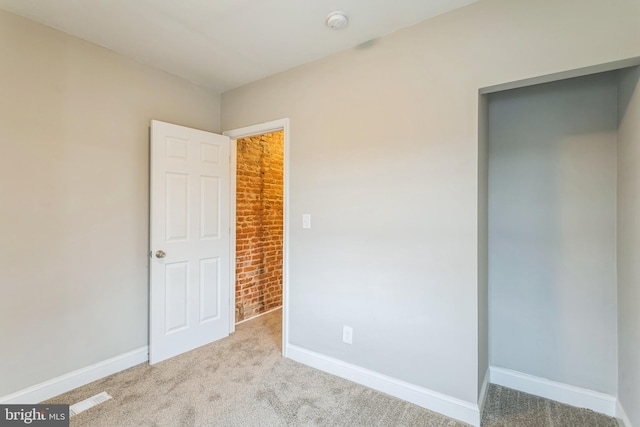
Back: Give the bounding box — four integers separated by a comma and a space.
326, 11, 349, 30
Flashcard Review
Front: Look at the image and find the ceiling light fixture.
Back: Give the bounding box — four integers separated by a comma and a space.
326, 11, 349, 30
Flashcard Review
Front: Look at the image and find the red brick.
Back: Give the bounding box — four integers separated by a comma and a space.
235, 131, 283, 322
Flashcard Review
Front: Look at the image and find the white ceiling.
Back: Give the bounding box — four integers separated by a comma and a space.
0, 0, 477, 92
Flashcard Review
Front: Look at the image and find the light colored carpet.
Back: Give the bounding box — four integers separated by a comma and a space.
44, 309, 618, 426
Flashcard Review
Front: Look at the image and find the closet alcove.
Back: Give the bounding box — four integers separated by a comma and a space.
479, 65, 640, 414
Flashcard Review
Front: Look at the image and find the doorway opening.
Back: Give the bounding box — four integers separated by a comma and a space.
478, 61, 640, 418
234, 130, 284, 323
224, 119, 290, 356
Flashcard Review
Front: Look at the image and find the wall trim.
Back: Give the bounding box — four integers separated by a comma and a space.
479, 57, 640, 94
0, 346, 148, 404
287, 344, 481, 426
616, 399, 632, 427
490, 366, 616, 417
478, 368, 490, 421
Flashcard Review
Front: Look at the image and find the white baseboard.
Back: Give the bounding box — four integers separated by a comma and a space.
478, 367, 490, 421
489, 366, 616, 417
616, 399, 632, 427
286, 344, 481, 426
0, 346, 148, 404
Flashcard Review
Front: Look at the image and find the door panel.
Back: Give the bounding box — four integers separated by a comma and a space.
150, 120, 230, 364
199, 257, 220, 321
200, 176, 220, 239
165, 262, 189, 333
166, 173, 189, 241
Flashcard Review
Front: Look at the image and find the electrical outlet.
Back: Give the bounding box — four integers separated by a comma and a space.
342, 325, 353, 344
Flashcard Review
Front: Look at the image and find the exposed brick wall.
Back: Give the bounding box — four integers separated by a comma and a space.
235, 131, 284, 322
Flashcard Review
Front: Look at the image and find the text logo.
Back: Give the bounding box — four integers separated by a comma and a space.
0, 405, 69, 427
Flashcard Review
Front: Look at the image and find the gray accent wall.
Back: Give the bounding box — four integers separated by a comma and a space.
488, 73, 619, 394
0, 10, 221, 397
222, 0, 640, 405
617, 66, 640, 426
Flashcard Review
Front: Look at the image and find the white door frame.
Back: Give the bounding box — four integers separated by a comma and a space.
223, 118, 290, 356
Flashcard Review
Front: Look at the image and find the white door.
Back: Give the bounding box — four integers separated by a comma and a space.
149, 120, 230, 364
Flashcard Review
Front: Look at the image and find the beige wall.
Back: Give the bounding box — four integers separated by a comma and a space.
617, 66, 640, 426
0, 10, 220, 396
222, 0, 640, 406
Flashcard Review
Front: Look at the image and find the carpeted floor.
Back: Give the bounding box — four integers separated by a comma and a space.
481, 385, 617, 427
45, 309, 618, 426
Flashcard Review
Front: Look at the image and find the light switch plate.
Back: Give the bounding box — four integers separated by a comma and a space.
302, 214, 311, 229
343, 325, 353, 344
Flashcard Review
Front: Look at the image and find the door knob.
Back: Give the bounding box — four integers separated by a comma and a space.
155, 250, 166, 259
